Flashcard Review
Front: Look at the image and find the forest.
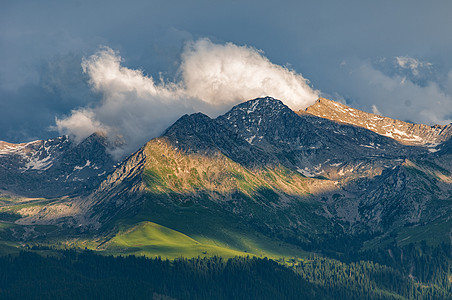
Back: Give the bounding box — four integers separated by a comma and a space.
0, 242, 451, 299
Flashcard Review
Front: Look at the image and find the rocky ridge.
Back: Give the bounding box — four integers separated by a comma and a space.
299, 97, 452, 148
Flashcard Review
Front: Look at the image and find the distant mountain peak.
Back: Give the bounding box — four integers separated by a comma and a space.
300, 97, 452, 147
217, 97, 301, 148
227, 97, 289, 117
0, 133, 115, 197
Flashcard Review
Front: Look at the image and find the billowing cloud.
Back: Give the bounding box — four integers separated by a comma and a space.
371, 105, 382, 116
180, 39, 318, 109
56, 39, 319, 158
56, 109, 108, 144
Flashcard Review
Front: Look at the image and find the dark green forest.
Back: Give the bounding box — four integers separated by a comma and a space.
1, 243, 451, 300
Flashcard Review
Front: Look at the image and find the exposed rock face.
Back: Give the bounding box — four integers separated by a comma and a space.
300, 97, 452, 147
0, 133, 115, 197
163, 112, 274, 167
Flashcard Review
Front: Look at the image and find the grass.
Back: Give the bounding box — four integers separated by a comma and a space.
107, 187, 319, 256
104, 221, 249, 259
142, 138, 313, 198
0, 222, 14, 231
102, 218, 311, 260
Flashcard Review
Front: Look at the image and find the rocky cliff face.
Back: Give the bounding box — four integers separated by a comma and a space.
300, 97, 452, 147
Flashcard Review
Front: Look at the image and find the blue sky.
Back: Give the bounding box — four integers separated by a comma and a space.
2, 0, 452, 151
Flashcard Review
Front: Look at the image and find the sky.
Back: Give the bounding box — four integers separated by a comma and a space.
2, 0, 452, 157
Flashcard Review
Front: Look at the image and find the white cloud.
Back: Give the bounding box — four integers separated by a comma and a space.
180, 39, 319, 110
56, 39, 319, 158
371, 105, 382, 116
395, 56, 432, 77
55, 109, 108, 143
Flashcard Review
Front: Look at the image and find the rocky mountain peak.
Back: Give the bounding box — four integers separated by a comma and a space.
162, 112, 217, 148
217, 97, 314, 147
162, 111, 272, 166
220, 97, 292, 123
164, 113, 212, 135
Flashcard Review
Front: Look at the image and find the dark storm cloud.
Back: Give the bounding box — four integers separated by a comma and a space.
2, 0, 452, 146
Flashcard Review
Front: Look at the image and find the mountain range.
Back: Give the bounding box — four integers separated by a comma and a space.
1, 96, 452, 258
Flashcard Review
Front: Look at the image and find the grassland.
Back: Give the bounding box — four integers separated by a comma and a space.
104, 222, 248, 258
103, 221, 310, 260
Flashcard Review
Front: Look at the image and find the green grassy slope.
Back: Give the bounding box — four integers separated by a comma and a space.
103, 220, 310, 260
104, 221, 248, 259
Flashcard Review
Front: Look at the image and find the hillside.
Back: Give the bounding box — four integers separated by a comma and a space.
1, 96, 452, 299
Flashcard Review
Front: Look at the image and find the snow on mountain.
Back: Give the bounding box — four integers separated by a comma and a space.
0, 133, 115, 197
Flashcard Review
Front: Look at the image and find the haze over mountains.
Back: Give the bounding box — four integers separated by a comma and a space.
1, 96, 451, 257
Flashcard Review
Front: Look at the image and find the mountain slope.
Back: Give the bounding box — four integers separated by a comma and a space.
78, 135, 337, 249
216, 97, 427, 178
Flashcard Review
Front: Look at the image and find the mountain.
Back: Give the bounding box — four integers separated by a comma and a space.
6, 97, 452, 258
0, 132, 116, 197
216, 97, 426, 177
300, 97, 452, 147
3, 98, 452, 299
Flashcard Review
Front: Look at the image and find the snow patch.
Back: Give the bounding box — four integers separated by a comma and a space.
247, 100, 260, 114
245, 135, 256, 144
360, 142, 376, 149
24, 155, 53, 171
297, 167, 315, 177
296, 163, 323, 177
73, 160, 91, 171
